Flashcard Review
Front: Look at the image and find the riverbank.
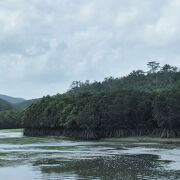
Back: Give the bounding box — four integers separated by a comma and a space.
24, 128, 180, 140
103, 137, 180, 144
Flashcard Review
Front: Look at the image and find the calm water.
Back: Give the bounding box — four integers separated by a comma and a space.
0, 129, 179, 180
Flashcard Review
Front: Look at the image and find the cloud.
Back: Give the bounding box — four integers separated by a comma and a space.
0, 0, 180, 98
142, 0, 180, 47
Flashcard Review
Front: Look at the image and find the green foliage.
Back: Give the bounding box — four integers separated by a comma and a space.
0, 97, 37, 129
24, 62, 180, 133
147, 61, 160, 74
0, 99, 13, 111
15, 98, 40, 110
153, 91, 180, 129
0, 111, 24, 129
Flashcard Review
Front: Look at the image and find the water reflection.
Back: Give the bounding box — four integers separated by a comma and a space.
0, 129, 179, 180
37, 155, 158, 179
36, 154, 180, 180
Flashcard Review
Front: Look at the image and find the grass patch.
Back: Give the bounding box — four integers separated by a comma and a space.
103, 136, 180, 144
0, 129, 23, 133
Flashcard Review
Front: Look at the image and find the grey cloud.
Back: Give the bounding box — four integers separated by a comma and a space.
0, 0, 180, 98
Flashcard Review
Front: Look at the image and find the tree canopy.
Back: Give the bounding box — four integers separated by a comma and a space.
23, 62, 180, 138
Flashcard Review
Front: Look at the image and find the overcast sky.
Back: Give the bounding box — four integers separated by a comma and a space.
0, 0, 180, 99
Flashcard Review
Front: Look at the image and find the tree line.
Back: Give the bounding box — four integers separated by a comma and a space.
16, 62, 180, 138
0, 111, 24, 129
0, 99, 24, 129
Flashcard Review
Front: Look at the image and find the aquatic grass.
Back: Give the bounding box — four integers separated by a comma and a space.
0, 137, 48, 145
0, 129, 23, 133
0, 130, 179, 179
103, 137, 180, 144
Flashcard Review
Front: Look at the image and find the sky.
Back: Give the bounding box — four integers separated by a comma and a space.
0, 0, 180, 99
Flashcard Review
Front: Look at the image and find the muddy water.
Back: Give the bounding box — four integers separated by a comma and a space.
0, 129, 179, 180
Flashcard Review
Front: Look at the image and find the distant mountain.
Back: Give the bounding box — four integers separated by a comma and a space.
16, 99, 40, 110
0, 94, 26, 104
0, 99, 13, 111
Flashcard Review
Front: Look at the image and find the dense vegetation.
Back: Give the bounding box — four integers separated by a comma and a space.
24, 62, 180, 139
0, 99, 23, 129
15, 99, 40, 110
0, 111, 24, 129
1, 62, 180, 136
0, 96, 37, 129
0, 99, 13, 111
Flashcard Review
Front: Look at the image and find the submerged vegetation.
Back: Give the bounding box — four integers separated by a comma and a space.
23, 62, 180, 139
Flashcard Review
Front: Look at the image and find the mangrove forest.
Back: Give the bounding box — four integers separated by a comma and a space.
23, 62, 180, 139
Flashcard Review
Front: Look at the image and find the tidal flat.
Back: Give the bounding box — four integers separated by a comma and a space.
0, 129, 179, 180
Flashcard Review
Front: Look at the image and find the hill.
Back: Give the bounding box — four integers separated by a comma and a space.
0, 96, 39, 129
0, 94, 40, 111
0, 94, 26, 104
0, 99, 13, 111
16, 99, 41, 110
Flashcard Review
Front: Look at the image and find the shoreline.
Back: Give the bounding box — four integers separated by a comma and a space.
102, 137, 180, 144
24, 128, 180, 143
0, 129, 180, 144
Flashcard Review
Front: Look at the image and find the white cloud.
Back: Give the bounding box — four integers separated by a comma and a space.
142, 0, 180, 46
0, 0, 179, 98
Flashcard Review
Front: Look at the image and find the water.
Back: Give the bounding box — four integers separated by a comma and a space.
0, 129, 179, 180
